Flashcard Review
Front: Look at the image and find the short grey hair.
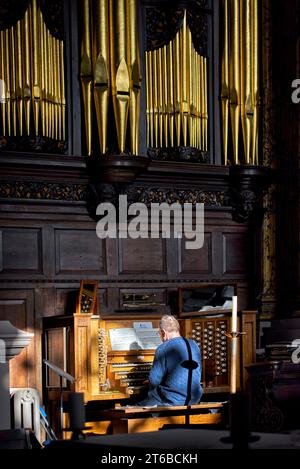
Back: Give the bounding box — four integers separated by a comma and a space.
159, 315, 180, 333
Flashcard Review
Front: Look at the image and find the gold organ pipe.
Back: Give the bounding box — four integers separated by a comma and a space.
15, 21, 24, 136
145, 51, 150, 147
46, 29, 51, 139
152, 49, 158, 147
60, 41, 66, 141
47, 30, 53, 139
0, 31, 6, 136
56, 39, 61, 141
42, 21, 49, 137
157, 47, 163, 147
80, 0, 93, 155
39, 12, 45, 137
4, 30, 11, 136
56, 38, 62, 141
32, 0, 40, 136
194, 46, 198, 148
10, 27, 17, 136
162, 45, 168, 147
203, 57, 208, 151
196, 53, 201, 150
53, 36, 58, 140
167, 41, 174, 147
127, 0, 140, 155
239, 0, 245, 152
195, 50, 199, 148
229, 0, 240, 164
251, 0, 259, 164
93, 0, 110, 155
191, 48, 198, 148
243, 0, 252, 164
188, 28, 193, 147
174, 30, 181, 146
24, 9, 31, 136
109, 0, 130, 154
181, 11, 188, 146
54, 37, 60, 140
200, 56, 205, 149
221, 0, 229, 163
50, 34, 55, 139
147, 50, 154, 147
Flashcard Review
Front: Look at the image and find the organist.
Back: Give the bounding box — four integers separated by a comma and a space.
137, 315, 203, 407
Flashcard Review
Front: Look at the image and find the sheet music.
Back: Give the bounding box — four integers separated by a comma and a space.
109, 327, 161, 351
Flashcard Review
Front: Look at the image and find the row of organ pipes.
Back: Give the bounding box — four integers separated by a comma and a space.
221, 0, 260, 165
0, 0, 66, 141
146, 12, 208, 151
0, 0, 260, 165
80, 0, 141, 156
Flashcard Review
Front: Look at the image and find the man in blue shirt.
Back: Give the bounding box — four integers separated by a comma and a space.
137, 315, 203, 406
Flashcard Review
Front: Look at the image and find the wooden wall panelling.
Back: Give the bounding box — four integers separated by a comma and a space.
222, 231, 250, 277
0, 227, 43, 275
241, 310, 257, 388
54, 227, 107, 277
177, 232, 213, 276
0, 290, 38, 390
118, 237, 167, 276
0, 220, 56, 280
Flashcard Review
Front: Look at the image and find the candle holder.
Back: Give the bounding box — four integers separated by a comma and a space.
221, 330, 247, 395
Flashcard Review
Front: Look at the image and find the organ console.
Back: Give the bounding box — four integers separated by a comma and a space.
42, 283, 256, 434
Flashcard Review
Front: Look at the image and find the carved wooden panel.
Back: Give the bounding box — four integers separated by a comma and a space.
54, 229, 106, 275
222, 232, 249, 276
178, 232, 212, 275
118, 238, 167, 275
0, 228, 43, 274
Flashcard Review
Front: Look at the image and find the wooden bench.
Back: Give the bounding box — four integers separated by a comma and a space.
98, 402, 225, 434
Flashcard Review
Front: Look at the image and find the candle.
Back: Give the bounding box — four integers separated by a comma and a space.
231, 296, 238, 332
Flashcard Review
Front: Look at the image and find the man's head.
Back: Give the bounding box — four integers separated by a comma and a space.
159, 315, 181, 342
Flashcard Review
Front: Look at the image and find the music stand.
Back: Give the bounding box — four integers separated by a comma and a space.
43, 359, 75, 436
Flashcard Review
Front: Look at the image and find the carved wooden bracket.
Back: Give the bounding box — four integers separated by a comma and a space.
229, 165, 273, 223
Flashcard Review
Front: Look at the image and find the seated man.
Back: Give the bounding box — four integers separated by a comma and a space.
137, 315, 203, 406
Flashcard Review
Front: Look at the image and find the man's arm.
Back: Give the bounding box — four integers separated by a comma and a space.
149, 345, 166, 387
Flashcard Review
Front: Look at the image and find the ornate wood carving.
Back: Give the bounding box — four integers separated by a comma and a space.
147, 147, 210, 163
126, 186, 228, 207
0, 181, 87, 201
0, 0, 29, 30
39, 0, 64, 40
145, 2, 208, 55
187, 5, 208, 56
0, 136, 67, 154
145, 6, 185, 51
229, 165, 272, 224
